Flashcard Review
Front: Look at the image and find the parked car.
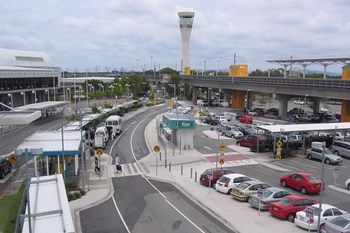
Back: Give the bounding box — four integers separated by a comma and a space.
266, 108, 279, 116
324, 213, 350, 233
238, 115, 253, 124
0, 157, 12, 179
218, 115, 229, 123
204, 116, 220, 125
200, 168, 235, 187
306, 147, 342, 165
248, 187, 292, 211
215, 173, 253, 194
236, 135, 266, 148
295, 204, 347, 231
221, 125, 243, 139
332, 141, 350, 159
268, 194, 318, 222
252, 108, 265, 116
245, 109, 258, 116
231, 180, 271, 202
280, 172, 324, 194
334, 132, 345, 141
236, 124, 251, 136
220, 101, 229, 107
346, 179, 350, 190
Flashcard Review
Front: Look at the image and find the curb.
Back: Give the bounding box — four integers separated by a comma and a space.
328, 185, 350, 195
144, 174, 240, 233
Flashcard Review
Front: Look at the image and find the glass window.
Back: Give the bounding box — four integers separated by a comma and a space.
330, 217, 350, 228
294, 200, 304, 206
273, 191, 282, 198
261, 184, 270, 189
332, 209, 343, 216
234, 177, 242, 183
323, 209, 333, 217
279, 197, 292, 206
218, 176, 230, 183
249, 185, 258, 190
308, 176, 320, 181
263, 189, 273, 198
242, 177, 252, 181
236, 182, 250, 190
282, 191, 291, 197
303, 199, 314, 206
290, 174, 297, 179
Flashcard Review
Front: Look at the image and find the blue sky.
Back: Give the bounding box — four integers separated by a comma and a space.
1, 0, 349, 73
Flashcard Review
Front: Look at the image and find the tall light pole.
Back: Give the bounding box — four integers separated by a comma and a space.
21, 91, 26, 105
8, 93, 13, 108
316, 142, 326, 233
217, 58, 220, 76
32, 90, 37, 103
125, 84, 130, 100
45, 89, 50, 101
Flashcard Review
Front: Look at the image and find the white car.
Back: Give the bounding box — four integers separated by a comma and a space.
346, 179, 350, 190
215, 173, 253, 194
220, 101, 229, 107
295, 204, 347, 231
219, 116, 229, 123
246, 110, 258, 116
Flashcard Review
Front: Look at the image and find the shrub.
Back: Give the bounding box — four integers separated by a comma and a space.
92, 105, 99, 113
65, 181, 78, 192
67, 192, 76, 201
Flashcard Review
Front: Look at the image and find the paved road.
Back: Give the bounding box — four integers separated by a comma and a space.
80, 176, 234, 233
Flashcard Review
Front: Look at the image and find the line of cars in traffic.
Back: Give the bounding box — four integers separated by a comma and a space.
200, 168, 350, 232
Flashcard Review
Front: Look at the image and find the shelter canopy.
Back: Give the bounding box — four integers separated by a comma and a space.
258, 122, 350, 133
0, 111, 41, 125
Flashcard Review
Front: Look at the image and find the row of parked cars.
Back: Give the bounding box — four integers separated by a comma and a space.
200, 168, 350, 232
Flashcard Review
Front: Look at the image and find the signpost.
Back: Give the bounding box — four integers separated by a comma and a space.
219, 143, 226, 152
153, 145, 161, 176
9, 154, 17, 166
208, 170, 213, 194
96, 148, 104, 157
275, 140, 282, 160
257, 188, 263, 215
333, 167, 340, 185
219, 157, 225, 168
305, 207, 314, 232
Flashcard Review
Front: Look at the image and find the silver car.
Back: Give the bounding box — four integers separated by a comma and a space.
324, 213, 350, 233
221, 125, 243, 139
306, 147, 342, 165
248, 187, 291, 211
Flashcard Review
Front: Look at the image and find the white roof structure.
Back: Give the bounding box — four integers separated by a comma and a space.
0, 111, 41, 125
0, 48, 53, 68
258, 122, 350, 133
63, 77, 115, 84
14, 101, 70, 111
16, 131, 81, 156
22, 174, 75, 233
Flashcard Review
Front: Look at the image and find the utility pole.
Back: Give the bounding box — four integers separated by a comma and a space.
233, 53, 237, 66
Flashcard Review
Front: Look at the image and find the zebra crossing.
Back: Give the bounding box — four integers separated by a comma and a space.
111, 161, 151, 177
213, 159, 258, 167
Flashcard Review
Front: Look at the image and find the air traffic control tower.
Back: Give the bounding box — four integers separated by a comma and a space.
178, 12, 194, 76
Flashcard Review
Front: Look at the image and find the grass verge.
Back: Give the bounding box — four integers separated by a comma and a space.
0, 182, 25, 233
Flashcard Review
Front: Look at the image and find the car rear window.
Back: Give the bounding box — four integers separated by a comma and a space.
263, 189, 273, 198
330, 216, 350, 228
305, 206, 321, 215
236, 182, 250, 189
279, 197, 292, 206
308, 176, 320, 181
218, 176, 230, 183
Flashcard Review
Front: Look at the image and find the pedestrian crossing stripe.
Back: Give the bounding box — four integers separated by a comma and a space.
212, 159, 258, 167
111, 162, 150, 177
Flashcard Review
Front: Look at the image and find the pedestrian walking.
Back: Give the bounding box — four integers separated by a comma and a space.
115, 154, 122, 173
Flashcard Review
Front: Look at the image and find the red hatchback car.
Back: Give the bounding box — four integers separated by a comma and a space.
238, 115, 253, 124
200, 168, 235, 187
236, 135, 266, 148
269, 194, 318, 222
280, 172, 324, 194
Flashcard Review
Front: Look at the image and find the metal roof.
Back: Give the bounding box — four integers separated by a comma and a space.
257, 122, 350, 133
267, 57, 350, 64
22, 174, 75, 233
16, 131, 82, 156
63, 77, 115, 83
14, 101, 70, 111
163, 113, 195, 121
0, 48, 53, 68
0, 111, 41, 125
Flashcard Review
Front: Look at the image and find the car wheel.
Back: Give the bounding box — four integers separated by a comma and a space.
281, 180, 287, 187
307, 154, 312, 160
287, 213, 295, 222
347, 183, 350, 190
301, 187, 307, 194
227, 188, 232, 195
325, 158, 331, 165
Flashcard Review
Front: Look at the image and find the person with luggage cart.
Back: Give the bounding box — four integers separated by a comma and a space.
115, 154, 122, 173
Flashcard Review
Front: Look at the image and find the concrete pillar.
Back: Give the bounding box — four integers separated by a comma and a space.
191, 86, 198, 103
247, 92, 253, 110
302, 64, 307, 78
323, 64, 328, 79
312, 98, 320, 114
277, 94, 290, 117
341, 65, 350, 122
207, 88, 212, 103
231, 90, 245, 110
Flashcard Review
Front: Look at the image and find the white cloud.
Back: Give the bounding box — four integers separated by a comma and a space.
0, 0, 348, 73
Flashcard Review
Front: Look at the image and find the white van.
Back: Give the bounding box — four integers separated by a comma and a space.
94, 126, 109, 148
105, 115, 122, 138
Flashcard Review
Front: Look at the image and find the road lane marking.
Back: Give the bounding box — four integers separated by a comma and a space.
108, 125, 131, 155
288, 159, 318, 171
112, 196, 131, 233
144, 177, 205, 233
203, 146, 212, 150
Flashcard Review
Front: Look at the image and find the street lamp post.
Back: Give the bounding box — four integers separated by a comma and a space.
125, 84, 130, 100
316, 143, 326, 233
32, 90, 37, 103
21, 91, 26, 105
303, 94, 308, 123
8, 93, 13, 108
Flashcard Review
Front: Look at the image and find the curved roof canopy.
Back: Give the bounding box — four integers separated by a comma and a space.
0, 48, 53, 68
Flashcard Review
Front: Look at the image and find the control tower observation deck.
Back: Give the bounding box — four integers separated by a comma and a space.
178, 12, 195, 75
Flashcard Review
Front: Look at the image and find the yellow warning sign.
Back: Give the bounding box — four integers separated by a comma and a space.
9, 154, 17, 165
219, 157, 225, 165
96, 148, 104, 156
219, 143, 226, 152
275, 147, 282, 160
153, 145, 161, 153
276, 140, 283, 148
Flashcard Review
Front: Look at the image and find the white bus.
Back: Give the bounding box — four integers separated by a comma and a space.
105, 115, 122, 138
94, 126, 109, 148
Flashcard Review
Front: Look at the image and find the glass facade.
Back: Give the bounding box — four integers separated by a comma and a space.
0, 77, 58, 92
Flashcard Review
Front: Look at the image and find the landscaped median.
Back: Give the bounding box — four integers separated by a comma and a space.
0, 182, 25, 233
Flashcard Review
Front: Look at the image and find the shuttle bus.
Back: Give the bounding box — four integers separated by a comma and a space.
105, 115, 122, 138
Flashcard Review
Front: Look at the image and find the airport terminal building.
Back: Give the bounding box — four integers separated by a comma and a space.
0, 48, 61, 110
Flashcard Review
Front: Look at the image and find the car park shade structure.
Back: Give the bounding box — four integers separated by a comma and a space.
0, 110, 41, 125
257, 122, 350, 133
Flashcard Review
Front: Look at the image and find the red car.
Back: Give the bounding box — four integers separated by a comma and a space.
236, 135, 266, 148
200, 168, 235, 187
268, 194, 318, 222
238, 115, 253, 124
280, 172, 324, 194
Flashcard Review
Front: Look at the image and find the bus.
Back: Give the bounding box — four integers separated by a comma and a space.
105, 115, 122, 138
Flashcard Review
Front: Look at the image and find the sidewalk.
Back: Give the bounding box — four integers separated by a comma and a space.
139, 115, 304, 233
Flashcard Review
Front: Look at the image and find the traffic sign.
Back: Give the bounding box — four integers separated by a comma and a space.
275, 147, 282, 160
8, 154, 17, 165
219, 157, 225, 165
276, 140, 283, 148
153, 145, 161, 153
219, 143, 226, 152
96, 148, 104, 156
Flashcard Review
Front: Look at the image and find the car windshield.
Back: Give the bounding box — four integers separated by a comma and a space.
323, 149, 333, 154
236, 182, 250, 189
308, 176, 320, 181
218, 176, 230, 183
263, 189, 273, 198
330, 217, 350, 228
305, 206, 321, 215
279, 197, 292, 206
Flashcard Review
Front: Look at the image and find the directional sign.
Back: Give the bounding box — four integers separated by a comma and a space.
96, 148, 104, 156
276, 140, 283, 148
219, 143, 226, 152
9, 154, 17, 166
153, 145, 161, 153
219, 157, 225, 165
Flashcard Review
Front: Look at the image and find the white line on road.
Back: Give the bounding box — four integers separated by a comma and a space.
112, 195, 131, 233
203, 146, 212, 150
108, 125, 131, 156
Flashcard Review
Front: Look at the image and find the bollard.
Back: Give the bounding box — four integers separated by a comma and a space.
165, 158, 167, 168
195, 171, 197, 182
180, 165, 183, 175
169, 162, 171, 172
190, 168, 193, 179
